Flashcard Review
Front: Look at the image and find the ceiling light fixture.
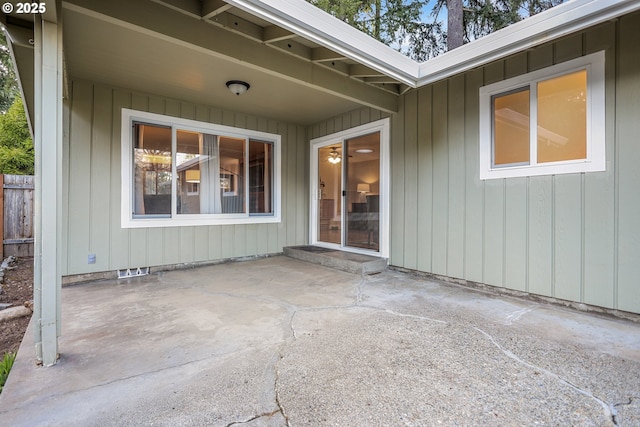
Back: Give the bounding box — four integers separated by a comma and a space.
328, 147, 341, 164
355, 148, 374, 154
226, 80, 250, 96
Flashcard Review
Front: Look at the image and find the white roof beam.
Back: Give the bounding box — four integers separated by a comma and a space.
150, 0, 201, 18
311, 47, 346, 62
363, 76, 399, 84
349, 64, 384, 78
263, 25, 295, 43
224, 0, 418, 86
268, 39, 311, 60
209, 11, 263, 40
202, 0, 232, 19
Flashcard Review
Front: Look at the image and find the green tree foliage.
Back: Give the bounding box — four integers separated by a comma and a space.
309, 0, 427, 55
0, 31, 19, 113
0, 28, 33, 175
308, 0, 563, 60
431, 0, 564, 46
0, 96, 34, 175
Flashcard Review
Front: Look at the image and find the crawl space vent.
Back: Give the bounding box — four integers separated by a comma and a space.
117, 267, 150, 279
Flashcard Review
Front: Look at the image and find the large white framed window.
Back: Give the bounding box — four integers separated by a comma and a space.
479, 51, 605, 180
121, 109, 281, 228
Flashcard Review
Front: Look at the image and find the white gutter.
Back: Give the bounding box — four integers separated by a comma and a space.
418, 0, 640, 86
224, 0, 419, 87
225, 0, 640, 89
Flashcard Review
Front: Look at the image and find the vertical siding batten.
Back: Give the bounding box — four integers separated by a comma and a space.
61, 91, 71, 275
403, 90, 419, 270
296, 124, 308, 246
67, 81, 93, 274
390, 102, 406, 266
430, 80, 449, 276
482, 61, 506, 287
615, 13, 640, 312
90, 85, 114, 272
416, 85, 433, 273
463, 69, 484, 283
109, 89, 132, 270
447, 75, 466, 279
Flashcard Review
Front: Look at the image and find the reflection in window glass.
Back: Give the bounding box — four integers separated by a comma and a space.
130, 114, 278, 220
249, 140, 273, 214
537, 70, 587, 163
176, 130, 201, 214
493, 88, 530, 167
219, 136, 245, 214
176, 132, 246, 215
133, 123, 172, 216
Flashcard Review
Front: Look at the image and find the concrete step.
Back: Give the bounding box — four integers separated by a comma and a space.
284, 245, 387, 275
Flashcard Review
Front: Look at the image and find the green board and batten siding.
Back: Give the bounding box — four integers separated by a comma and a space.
310, 14, 640, 314
387, 15, 639, 314
64, 14, 640, 315
63, 80, 308, 276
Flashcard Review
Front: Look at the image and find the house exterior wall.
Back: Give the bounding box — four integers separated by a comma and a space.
307, 108, 391, 140
389, 14, 640, 314
62, 79, 309, 276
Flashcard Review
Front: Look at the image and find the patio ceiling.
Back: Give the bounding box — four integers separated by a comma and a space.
60, 0, 403, 125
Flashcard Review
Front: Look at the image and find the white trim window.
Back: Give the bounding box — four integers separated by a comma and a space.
121, 109, 281, 228
479, 51, 605, 180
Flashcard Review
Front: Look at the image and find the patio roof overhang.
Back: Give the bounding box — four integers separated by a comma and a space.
3, 0, 639, 129
223, 0, 640, 88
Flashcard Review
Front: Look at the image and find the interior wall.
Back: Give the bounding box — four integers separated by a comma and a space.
391, 13, 640, 314
63, 79, 309, 276
308, 107, 392, 231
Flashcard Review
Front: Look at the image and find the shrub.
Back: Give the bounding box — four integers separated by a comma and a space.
0, 351, 16, 394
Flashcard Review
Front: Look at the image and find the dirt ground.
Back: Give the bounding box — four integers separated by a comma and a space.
0, 257, 34, 356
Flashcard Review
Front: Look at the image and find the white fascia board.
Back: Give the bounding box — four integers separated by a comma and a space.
224, 0, 419, 87
226, 0, 639, 89
417, 0, 640, 86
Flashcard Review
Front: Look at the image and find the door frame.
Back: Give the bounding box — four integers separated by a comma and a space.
309, 118, 390, 258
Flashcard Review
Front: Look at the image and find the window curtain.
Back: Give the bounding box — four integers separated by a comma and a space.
133, 125, 145, 215
199, 134, 222, 214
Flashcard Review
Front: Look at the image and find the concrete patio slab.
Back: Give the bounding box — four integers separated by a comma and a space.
1, 256, 639, 426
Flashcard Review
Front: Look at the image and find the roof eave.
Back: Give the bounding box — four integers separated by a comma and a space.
224, 0, 420, 87
226, 0, 640, 90
418, 0, 640, 86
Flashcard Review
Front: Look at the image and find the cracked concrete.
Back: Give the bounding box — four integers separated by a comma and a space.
1, 255, 639, 426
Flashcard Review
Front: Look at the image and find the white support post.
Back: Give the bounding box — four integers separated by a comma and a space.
33, 15, 62, 367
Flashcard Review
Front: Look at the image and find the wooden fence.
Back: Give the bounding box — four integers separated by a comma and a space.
1, 174, 34, 257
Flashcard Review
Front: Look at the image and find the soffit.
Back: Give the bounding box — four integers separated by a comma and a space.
155, 0, 396, 87
61, 0, 403, 126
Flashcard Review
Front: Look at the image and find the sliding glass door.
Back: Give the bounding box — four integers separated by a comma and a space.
314, 132, 380, 253
345, 133, 380, 252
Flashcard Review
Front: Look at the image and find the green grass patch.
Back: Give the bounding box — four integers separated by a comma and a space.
0, 351, 16, 394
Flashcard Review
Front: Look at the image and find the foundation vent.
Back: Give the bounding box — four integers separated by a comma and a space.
117, 267, 150, 279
